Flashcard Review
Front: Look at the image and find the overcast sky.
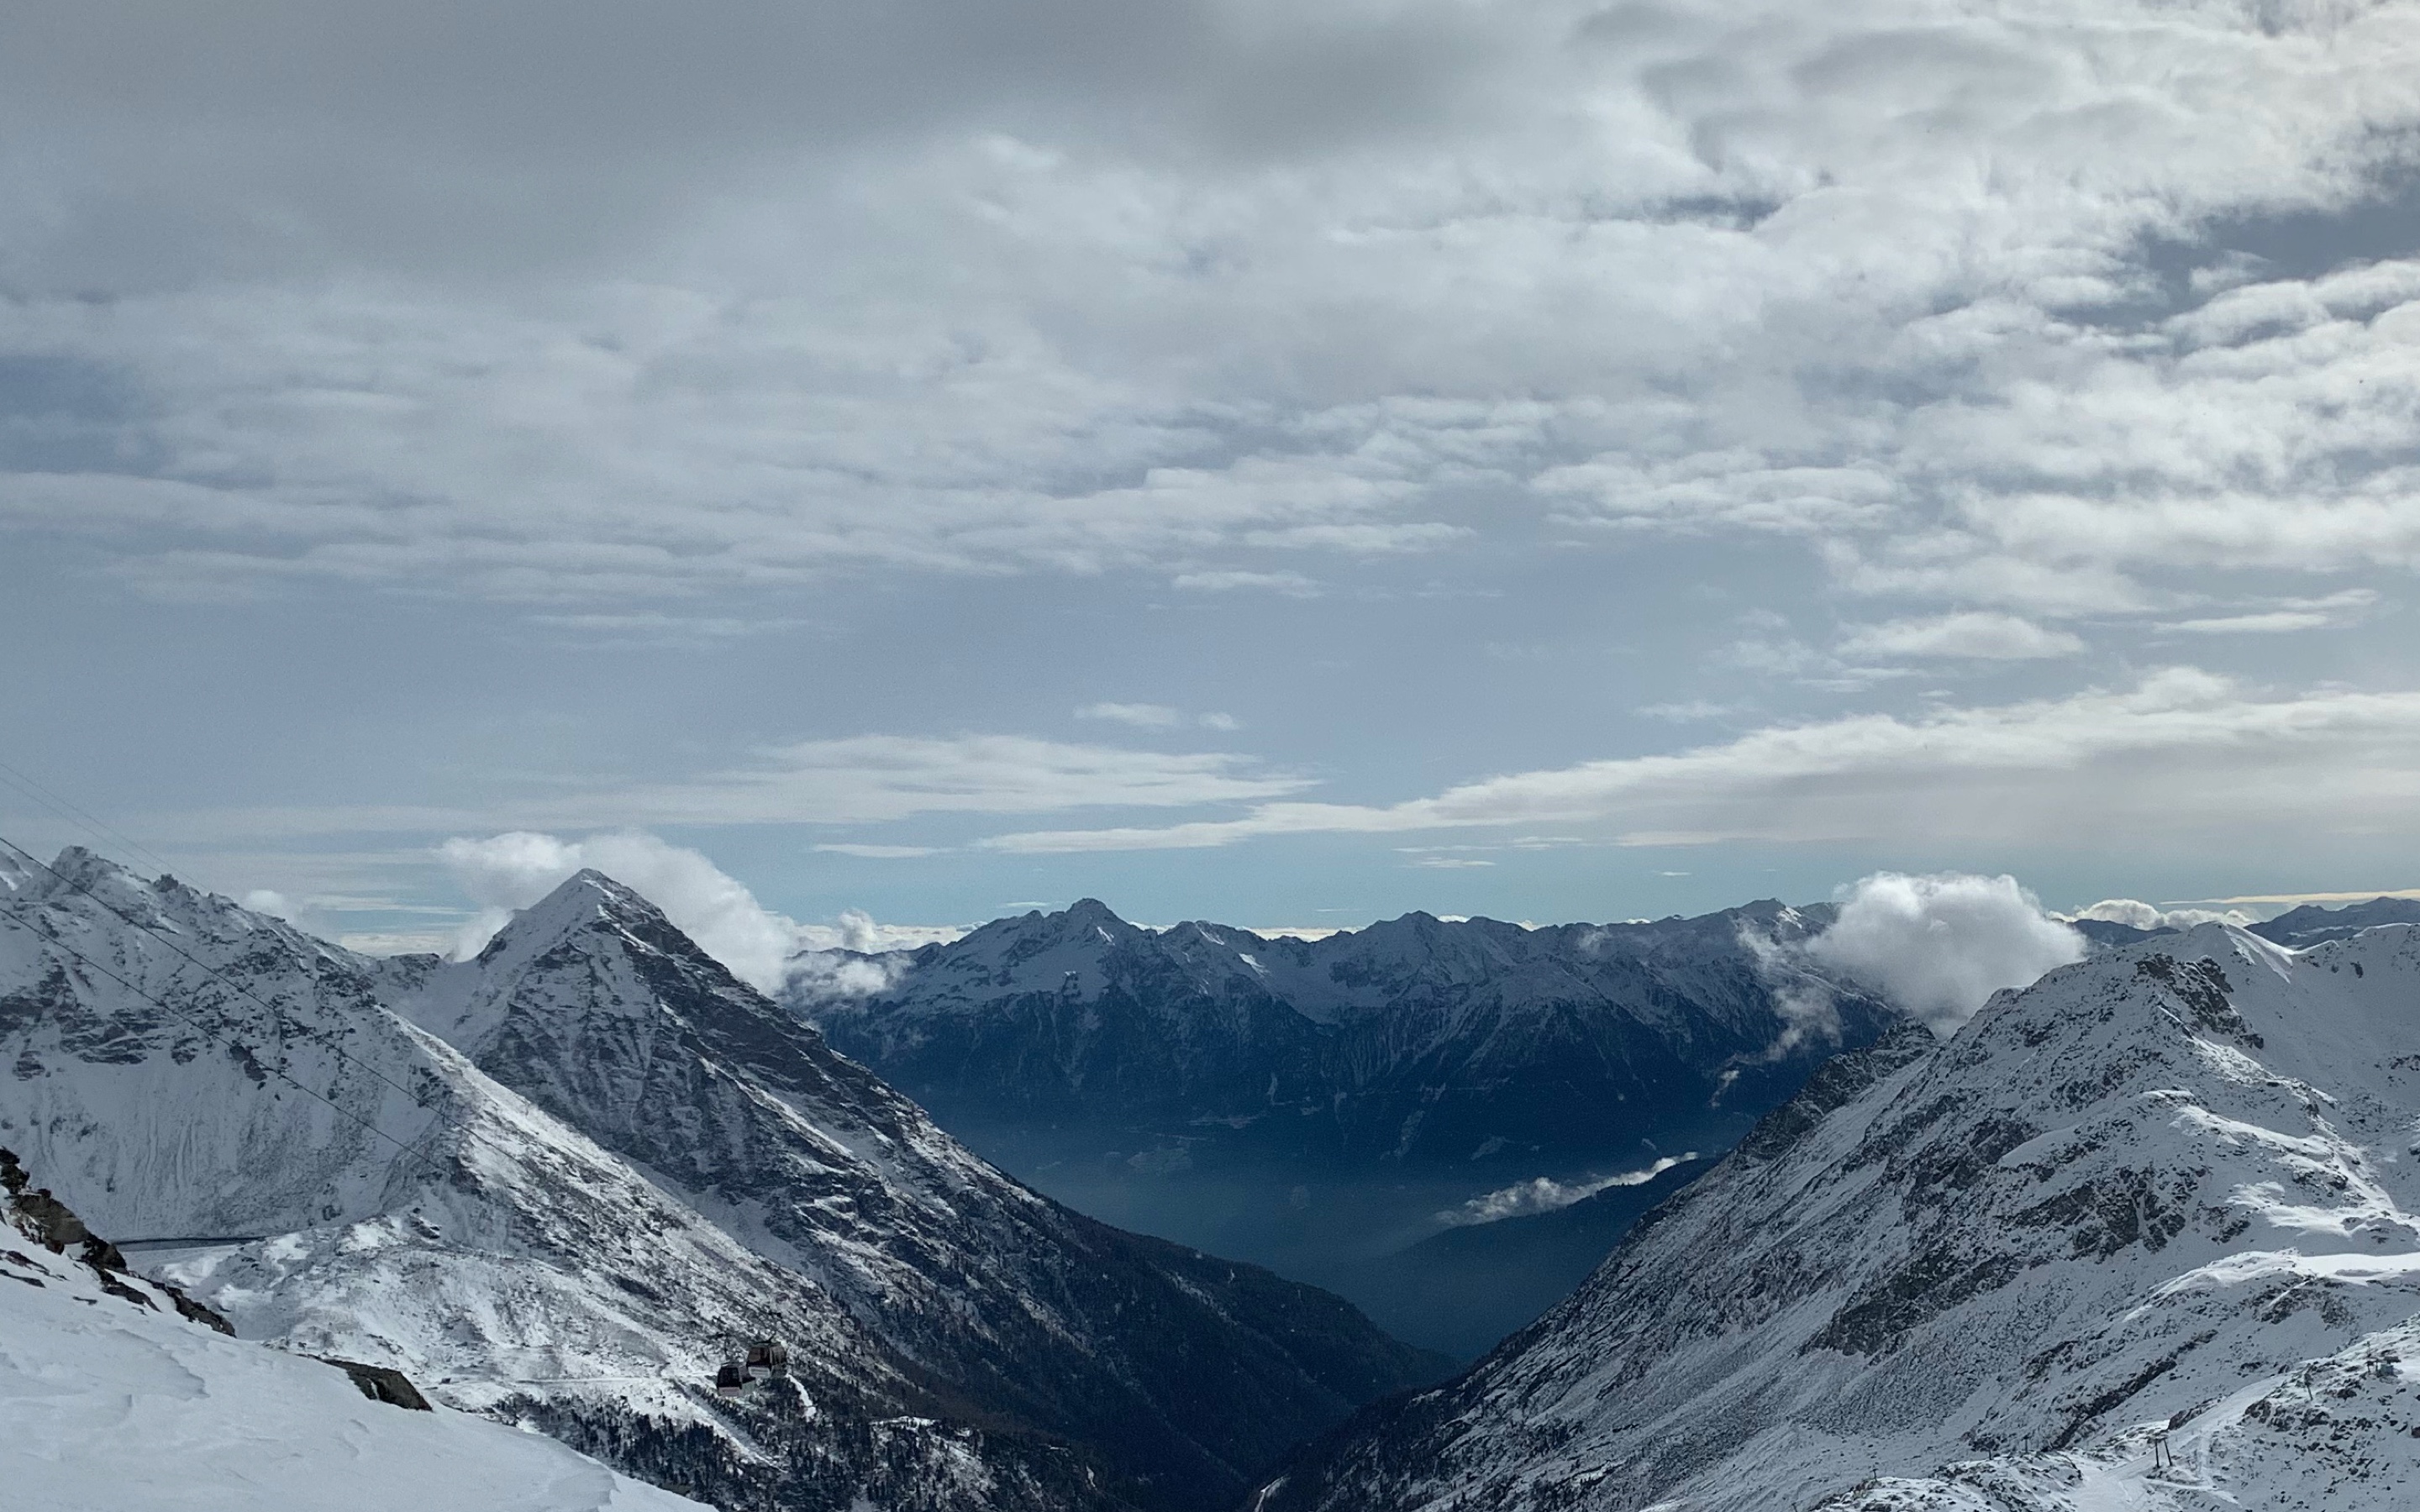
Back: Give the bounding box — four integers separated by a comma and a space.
8, 0, 2420, 950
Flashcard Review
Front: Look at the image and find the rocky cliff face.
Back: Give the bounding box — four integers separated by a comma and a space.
1259, 921, 2420, 1512
0, 849, 1439, 1512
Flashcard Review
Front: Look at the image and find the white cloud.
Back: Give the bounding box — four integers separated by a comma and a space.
2065, 898, 2256, 931
1438, 1156, 1698, 1228
145, 733, 1307, 844
2163, 591, 2378, 635
2191, 888, 2420, 906
1074, 703, 1242, 733
983, 669, 2420, 853
19, 0, 2420, 621
784, 951, 911, 1003
240, 887, 296, 918
1836, 612, 2084, 661
439, 831, 806, 991
1638, 700, 1749, 723
596, 734, 1304, 826
1806, 872, 2085, 1034
1171, 570, 1322, 596
1077, 702, 1185, 727
813, 843, 944, 858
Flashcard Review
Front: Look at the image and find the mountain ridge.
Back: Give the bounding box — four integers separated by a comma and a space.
789, 894, 1906, 1352
1256, 919, 2420, 1511
1, 849, 1442, 1512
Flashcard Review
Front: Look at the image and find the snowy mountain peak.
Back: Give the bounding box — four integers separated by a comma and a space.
24, 844, 174, 918
1059, 895, 1124, 926
474, 868, 665, 961
992, 895, 1143, 950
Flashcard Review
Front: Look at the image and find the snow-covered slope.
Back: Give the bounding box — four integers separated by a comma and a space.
1260, 922, 2420, 1512
0, 849, 1440, 1512
0, 848, 1118, 1511
3, 1151, 708, 1512
377, 871, 1449, 1511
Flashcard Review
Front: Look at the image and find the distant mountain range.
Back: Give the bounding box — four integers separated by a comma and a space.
0, 850, 1444, 1512
2246, 894, 2420, 947
19, 847, 2412, 1512
1260, 916, 2420, 1511
790, 898, 1906, 1353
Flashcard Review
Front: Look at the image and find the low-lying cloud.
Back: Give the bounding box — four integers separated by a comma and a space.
1807, 872, 2086, 1035
1439, 1155, 1698, 1228
2067, 898, 2257, 931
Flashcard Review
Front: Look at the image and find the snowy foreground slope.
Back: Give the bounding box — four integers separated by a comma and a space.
0, 850, 1438, 1512
1262, 922, 2420, 1512
3, 1163, 706, 1512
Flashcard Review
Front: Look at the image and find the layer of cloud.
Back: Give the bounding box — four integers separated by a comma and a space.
983, 669, 2420, 853
1439, 1154, 1698, 1228
2161, 590, 2379, 636
1076, 702, 1240, 731
10, 0, 2420, 620
1836, 612, 2084, 661
2065, 898, 2258, 931
156, 735, 1309, 844
1806, 872, 2085, 1034
591, 735, 1304, 828
813, 843, 944, 859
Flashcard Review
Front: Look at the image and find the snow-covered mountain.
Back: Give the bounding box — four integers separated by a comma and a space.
1258, 921, 2420, 1511
0, 849, 1440, 1512
792, 899, 1902, 1352
3, 1146, 710, 1512
373, 870, 1448, 1505
2248, 895, 2420, 948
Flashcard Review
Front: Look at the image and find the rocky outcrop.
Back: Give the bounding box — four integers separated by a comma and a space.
3, 1144, 233, 1334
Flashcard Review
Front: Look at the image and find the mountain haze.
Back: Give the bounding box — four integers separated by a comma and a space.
793, 897, 1905, 1352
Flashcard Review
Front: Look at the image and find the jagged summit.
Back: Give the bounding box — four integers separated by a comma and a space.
471, 867, 677, 964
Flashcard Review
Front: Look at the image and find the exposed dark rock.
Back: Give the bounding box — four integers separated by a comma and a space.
1, 1146, 234, 1335
314, 1357, 434, 1411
